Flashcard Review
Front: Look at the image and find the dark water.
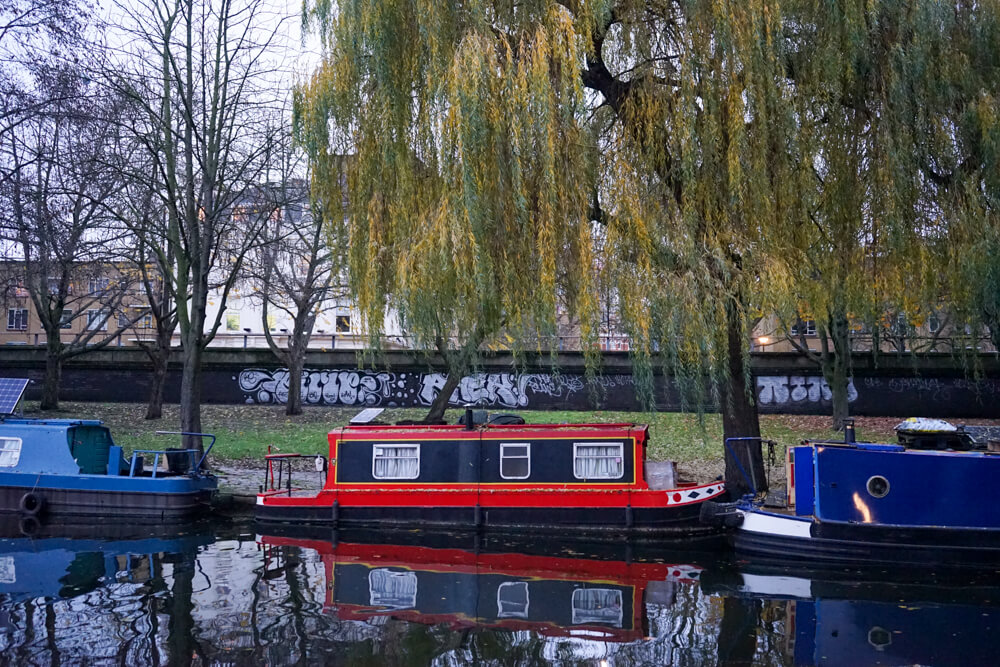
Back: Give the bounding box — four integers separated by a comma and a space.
0, 517, 998, 666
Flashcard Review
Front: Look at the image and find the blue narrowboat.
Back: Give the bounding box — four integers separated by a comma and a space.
704, 421, 1000, 567
0, 417, 217, 522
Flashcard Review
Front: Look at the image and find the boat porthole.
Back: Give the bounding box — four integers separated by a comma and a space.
867, 475, 890, 498
868, 626, 892, 650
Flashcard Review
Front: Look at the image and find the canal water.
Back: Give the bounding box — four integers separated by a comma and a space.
0, 516, 997, 666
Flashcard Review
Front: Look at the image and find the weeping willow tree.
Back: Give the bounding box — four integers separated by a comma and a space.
920, 3, 1000, 355
295, 1, 798, 491
774, 0, 1000, 428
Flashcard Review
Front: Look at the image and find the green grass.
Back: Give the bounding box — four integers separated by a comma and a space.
20, 401, 870, 464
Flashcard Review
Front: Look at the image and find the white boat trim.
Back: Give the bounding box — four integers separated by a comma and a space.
740, 510, 813, 539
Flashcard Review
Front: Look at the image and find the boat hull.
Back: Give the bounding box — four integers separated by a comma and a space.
256, 500, 718, 537
0, 472, 216, 519
734, 509, 1000, 568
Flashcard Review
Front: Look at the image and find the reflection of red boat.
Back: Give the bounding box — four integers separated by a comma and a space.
256, 420, 724, 537
260, 535, 704, 642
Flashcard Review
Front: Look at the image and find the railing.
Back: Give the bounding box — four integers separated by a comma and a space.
126, 431, 216, 478
261, 446, 329, 497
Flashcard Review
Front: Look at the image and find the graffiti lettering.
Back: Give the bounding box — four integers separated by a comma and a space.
756, 375, 858, 406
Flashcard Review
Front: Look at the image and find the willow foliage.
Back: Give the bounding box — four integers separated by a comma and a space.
296, 0, 1000, 409
773, 0, 1000, 351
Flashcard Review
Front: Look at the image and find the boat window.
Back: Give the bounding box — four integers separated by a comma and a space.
497, 581, 530, 618
571, 588, 623, 627
368, 568, 417, 609
0, 437, 21, 467
372, 444, 420, 479
573, 443, 624, 480
500, 443, 530, 479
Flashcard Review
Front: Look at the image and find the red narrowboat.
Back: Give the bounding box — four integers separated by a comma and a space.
256, 417, 725, 537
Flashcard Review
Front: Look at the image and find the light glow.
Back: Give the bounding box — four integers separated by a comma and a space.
852, 492, 873, 523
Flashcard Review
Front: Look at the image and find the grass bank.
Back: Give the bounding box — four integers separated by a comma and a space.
18, 401, 956, 464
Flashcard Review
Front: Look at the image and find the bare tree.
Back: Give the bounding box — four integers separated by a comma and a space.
104, 0, 289, 449
0, 66, 138, 409
245, 143, 346, 414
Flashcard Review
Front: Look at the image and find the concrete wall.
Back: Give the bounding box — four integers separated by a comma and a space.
3, 347, 1000, 418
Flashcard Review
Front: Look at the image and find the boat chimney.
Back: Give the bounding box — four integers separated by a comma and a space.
844, 418, 856, 444
464, 405, 475, 431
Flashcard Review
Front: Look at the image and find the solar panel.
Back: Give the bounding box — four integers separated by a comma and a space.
350, 407, 385, 424
0, 378, 29, 415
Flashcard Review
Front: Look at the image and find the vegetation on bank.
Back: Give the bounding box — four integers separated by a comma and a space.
22, 401, 987, 464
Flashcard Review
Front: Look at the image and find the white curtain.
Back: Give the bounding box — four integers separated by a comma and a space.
0, 438, 21, 468
373, 445, 419, 478
574, 444, 623, 479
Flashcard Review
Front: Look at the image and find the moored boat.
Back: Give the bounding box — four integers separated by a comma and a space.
255, 410, 725, 538
703, 420, 1000, 567
0, 377, 217, 522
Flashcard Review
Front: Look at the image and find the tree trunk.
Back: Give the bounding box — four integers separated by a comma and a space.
179, 337, 204, 454
145, 351, 169, 420
424, 372, 461, 424
41, 333, 63, 410
286, 352, 304, 416
823, 307, 851, 430
721, 299, 766, 498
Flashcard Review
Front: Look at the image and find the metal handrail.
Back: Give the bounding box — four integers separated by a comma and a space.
263, 450, 329, 495
155, 431, 216, 471
127, 448, 197, 478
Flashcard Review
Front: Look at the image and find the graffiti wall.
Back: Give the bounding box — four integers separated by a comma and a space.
229, 367, 1000, 417
11, 355, 1000, 417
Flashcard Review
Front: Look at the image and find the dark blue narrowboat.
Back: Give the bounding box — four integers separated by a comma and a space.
256, 410, 725, 538
0, 417, 217, 521
705, 421, 1000, 567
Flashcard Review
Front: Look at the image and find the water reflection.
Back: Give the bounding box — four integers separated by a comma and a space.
0, 517, 997, 665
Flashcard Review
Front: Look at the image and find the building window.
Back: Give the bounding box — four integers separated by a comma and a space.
0, 438, 22, 467
86, 309, 109, 331
500, 443, 531, 479
571, 588, 623, 627
372, 444, 420, 479
789, 319, 816, 336
497, 582, 530, 618
59, 309, 73, 329
573, 443, 624, 480
88, 277, 110, 295
336, 314, 351, 333
6, 308, 28, 331
368, 569, 417, 610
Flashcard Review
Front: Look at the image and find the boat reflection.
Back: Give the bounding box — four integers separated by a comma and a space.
258, 529, 707, 643
0, 517, 213, 603
706, 561, 1000, 666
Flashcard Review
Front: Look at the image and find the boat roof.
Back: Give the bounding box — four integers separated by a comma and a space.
0, 418, 109, 475
1, 418, 104, 428
338, 422, 648, 437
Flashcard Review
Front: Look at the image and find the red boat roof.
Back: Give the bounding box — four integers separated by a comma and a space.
336, 422, 648, 437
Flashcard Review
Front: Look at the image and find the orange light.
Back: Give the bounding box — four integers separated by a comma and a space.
852, 492, 873, 523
